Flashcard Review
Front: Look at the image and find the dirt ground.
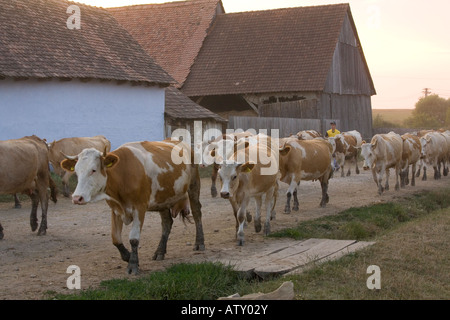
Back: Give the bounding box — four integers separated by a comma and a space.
1, 166, 449, 300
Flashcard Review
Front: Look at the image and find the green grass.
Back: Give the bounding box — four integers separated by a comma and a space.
51, 262, 255, 300
50, 188, 450, 300
270, 189, 450, 241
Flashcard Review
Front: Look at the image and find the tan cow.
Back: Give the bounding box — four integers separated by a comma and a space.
0, 135, 57, 239
329, 130, 363, 177
217, 136, 279, 246
61, 140, 204, 274
48, 135, 111, 197
400, 134, 422, 187
360, 132, 403, 195
420, 131, 449, 180
278, 137, 333, 213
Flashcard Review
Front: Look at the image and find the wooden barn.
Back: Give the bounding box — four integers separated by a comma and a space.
182, 3, 376, 139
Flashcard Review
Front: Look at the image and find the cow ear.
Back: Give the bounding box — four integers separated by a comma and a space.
279, 146, 291, 156
61, 159, 77, 172
238, 162, 255, 173
103, 153, 119, 169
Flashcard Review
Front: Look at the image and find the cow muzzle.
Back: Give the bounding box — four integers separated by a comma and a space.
220, 192, 230, 199
363, 165, 370, 171
72, 195, 86, 205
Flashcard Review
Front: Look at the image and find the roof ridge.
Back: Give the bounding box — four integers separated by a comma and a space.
222, 3, 349, 16
108, 0, 219, 10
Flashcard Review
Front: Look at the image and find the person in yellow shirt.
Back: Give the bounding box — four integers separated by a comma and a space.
326, 121, 340, 138
326, 121, 341, 171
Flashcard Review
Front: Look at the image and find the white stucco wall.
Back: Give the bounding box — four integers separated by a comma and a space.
0, 79, 165, 150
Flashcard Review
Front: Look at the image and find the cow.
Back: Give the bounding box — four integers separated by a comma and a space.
296, 130, 322, 140
61, 139, 205, 274
217, 135, 279, 246
360, 132, 403, 195
48, 135, 111, 197
328, 130, 363, 177
278, 137, 333, 213
400, 134, 422, 187
419, 131, 449, 180
0, 135, 57, 239
197, 131, 254, 198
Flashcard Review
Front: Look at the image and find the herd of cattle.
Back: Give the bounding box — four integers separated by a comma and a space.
0, 128, 449, 274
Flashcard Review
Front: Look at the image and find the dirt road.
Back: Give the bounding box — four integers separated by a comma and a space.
1, 168, 449, 299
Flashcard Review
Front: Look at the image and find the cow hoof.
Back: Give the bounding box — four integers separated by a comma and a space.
284, 206, 291, 214
37, 228, 47, 236
292, 206, 299, 212
320, 203, 327, 208
237, 239, 244, 246
14, 204, 21, 209
246, 211, 252, 223
254, 220, 262, 233
193, 244, 205, 251
211, 187, 218, 198
0, 228, 4, 240
30, 220, 38, 232
264, 223, 271, 236
152, 253, 165, 261
127, 264, 139, 275
422, 177, 427, 181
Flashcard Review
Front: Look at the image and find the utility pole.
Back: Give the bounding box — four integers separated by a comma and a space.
423, 88, 431, 97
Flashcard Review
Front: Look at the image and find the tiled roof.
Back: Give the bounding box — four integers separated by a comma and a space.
165, 86, 227, 122
182, 4, 352, 96
0, 0, 173, 86
108, 0, 223, 87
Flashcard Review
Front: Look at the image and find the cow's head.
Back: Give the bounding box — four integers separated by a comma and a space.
360, 141, 378, 171
218, 161, 255, 199
420, 136, 432, 158
61, 148, 119, 205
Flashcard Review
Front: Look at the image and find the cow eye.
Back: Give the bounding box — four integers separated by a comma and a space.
232, 175, 237, 181
91, 169, 96, 175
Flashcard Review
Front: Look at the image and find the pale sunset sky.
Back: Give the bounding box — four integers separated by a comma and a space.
76, 0, 450, 109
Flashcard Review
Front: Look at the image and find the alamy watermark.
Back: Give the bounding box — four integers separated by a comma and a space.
366, 265, 381, 290
67, 5, 81, 30
66, 265, 81, 290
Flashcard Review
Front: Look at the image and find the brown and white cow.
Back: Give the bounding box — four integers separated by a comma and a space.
198, 131, 254, 198
400, 134, 422, 187
329, 130, 363, 177
278, 137, 333, 213
0, 135, 57, 239
360, 132, 403, 195
419, 131, 449, 180
61, 140, 204, 274
217, 136, 279, 246
296, 130, 322, 140
49, 135, 111, 197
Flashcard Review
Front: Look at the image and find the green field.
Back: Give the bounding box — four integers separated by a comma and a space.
372, 109, 413, 127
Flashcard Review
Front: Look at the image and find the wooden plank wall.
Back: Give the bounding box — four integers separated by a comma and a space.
228, 116, 321, 138
259, 100, 318, 119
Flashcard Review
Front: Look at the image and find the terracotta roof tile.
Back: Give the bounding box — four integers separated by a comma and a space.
182, 4, 350, 96
0, 0, 173, 85
165, 86, 227, 122
108, 0, 223, 87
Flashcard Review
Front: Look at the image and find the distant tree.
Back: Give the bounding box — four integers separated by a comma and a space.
373, 114, 399, 128
404, 94, 450, 128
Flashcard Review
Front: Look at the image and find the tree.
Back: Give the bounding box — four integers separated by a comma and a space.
404, 94, 450, 129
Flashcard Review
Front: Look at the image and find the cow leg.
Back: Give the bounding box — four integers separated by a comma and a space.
355, 155, 360, 175
375, 168, 385, 195
264, 186, 276, 235
284, 178, 297, 214
254, 196, 262, 233
111, 211, 130, 263
236, 197, 250, 246
394, 166, 400, 191
433, 164, 440, 180
188, 165, 205, 251
319, 179, 329, 208
127, 210, 144, 275
62, 171, 72, 197
292, 189, 299, 212
210, 164, 219, 198
153, 209, 173, 261
422, 165, 427, 181
405, 166, 410, 186
0, 222, 3, 240
29, 191, 39, 232
384, 168, 391, 191
14, 194, 21, 209
411, 163, 416, 186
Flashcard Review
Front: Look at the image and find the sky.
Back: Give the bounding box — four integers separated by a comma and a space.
76, 0, 450, 109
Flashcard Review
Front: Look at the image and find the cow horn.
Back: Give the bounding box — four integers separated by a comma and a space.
60, 151, 78, 160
